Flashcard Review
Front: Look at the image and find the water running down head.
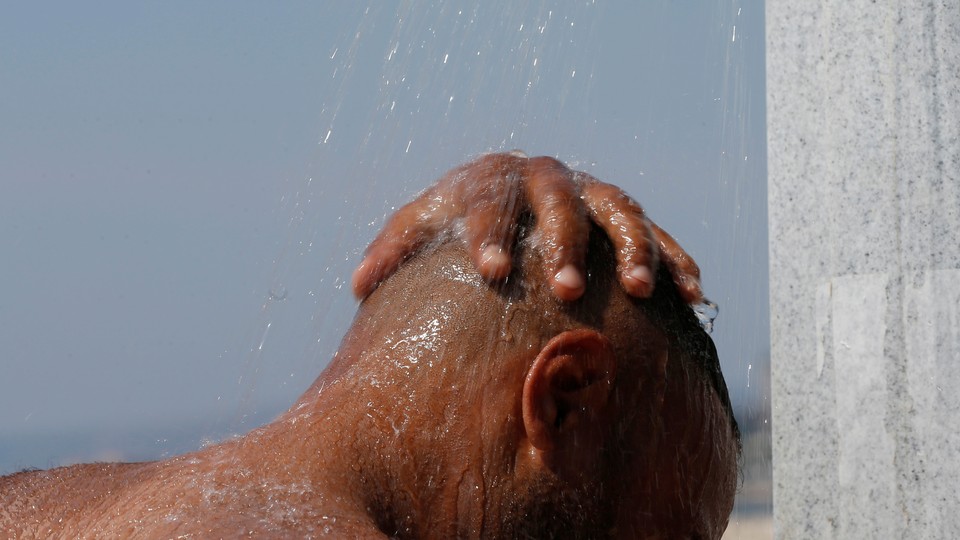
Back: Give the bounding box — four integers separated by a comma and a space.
1, 155, 737, 539
315, 221, 739, 538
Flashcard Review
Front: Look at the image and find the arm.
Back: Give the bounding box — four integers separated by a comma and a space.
352, 152, 702, 303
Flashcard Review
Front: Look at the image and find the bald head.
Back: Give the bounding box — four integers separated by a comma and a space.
1, 174, 736, 538
343, 223, 735, 429
320, 223, 738, 538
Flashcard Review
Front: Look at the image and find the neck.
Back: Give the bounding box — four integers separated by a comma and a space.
258, 351, 484, 538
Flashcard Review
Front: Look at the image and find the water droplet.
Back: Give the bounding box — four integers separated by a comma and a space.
693, 297, 719, 333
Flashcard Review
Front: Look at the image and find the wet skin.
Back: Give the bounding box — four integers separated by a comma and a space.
0, 154, 736, 539
353, 152, 704, 304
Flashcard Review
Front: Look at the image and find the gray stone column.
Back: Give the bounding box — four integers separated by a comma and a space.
768, 1, 960, 537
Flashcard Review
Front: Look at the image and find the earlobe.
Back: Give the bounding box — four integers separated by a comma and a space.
522, 329, 616, 455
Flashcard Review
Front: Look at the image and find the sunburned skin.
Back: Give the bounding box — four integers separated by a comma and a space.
0, 154, 738, 539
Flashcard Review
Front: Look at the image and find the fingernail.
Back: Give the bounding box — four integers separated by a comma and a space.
553, 265, 585, 299
685, 276, 703, 301
351, 269, 367, 297
624, 265, 653, 296
351, 257, 372, 296
480, 245, 511, 279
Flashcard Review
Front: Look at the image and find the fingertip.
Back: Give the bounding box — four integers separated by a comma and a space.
351, 258, 375, 299
622, 265, 654, 297
552, 264, 585, 301
479, 245, 512, 280
680, 275, 703, 304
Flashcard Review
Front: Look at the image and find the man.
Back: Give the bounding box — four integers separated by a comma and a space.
0, 154, 737, 538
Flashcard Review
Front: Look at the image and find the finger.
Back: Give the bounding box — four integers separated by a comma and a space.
462, 157, 525, 280
351, 193, 443, 299
649, 220, 703, 303
352, 153, 523, 297
578, 175, 658, 298
525, 157, 589, 301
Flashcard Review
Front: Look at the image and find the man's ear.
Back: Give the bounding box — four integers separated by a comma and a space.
522, 329, 616, 457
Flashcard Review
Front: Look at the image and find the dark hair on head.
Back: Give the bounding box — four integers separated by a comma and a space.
640, 264, 740, 446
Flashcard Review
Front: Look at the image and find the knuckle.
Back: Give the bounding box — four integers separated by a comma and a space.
527, 156, 568, 174
475, 152, 526, 174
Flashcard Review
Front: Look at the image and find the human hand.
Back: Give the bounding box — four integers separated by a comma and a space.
351, 152, 702, 303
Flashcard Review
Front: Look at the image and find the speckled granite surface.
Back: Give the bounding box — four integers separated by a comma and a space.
767, 1, 960, 537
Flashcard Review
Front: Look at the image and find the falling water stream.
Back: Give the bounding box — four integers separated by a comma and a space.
239, 2, 770, 533
1, 1, 769, 536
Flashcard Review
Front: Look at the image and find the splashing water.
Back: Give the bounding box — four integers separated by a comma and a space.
693, 297, 720, 334
0, 0, 769, 534
216, 3, 770, 530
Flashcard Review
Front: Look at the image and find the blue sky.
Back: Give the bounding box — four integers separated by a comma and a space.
0, 2, 766, 473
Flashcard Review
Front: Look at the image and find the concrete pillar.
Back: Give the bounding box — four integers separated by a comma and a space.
767, 1, 960, 537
